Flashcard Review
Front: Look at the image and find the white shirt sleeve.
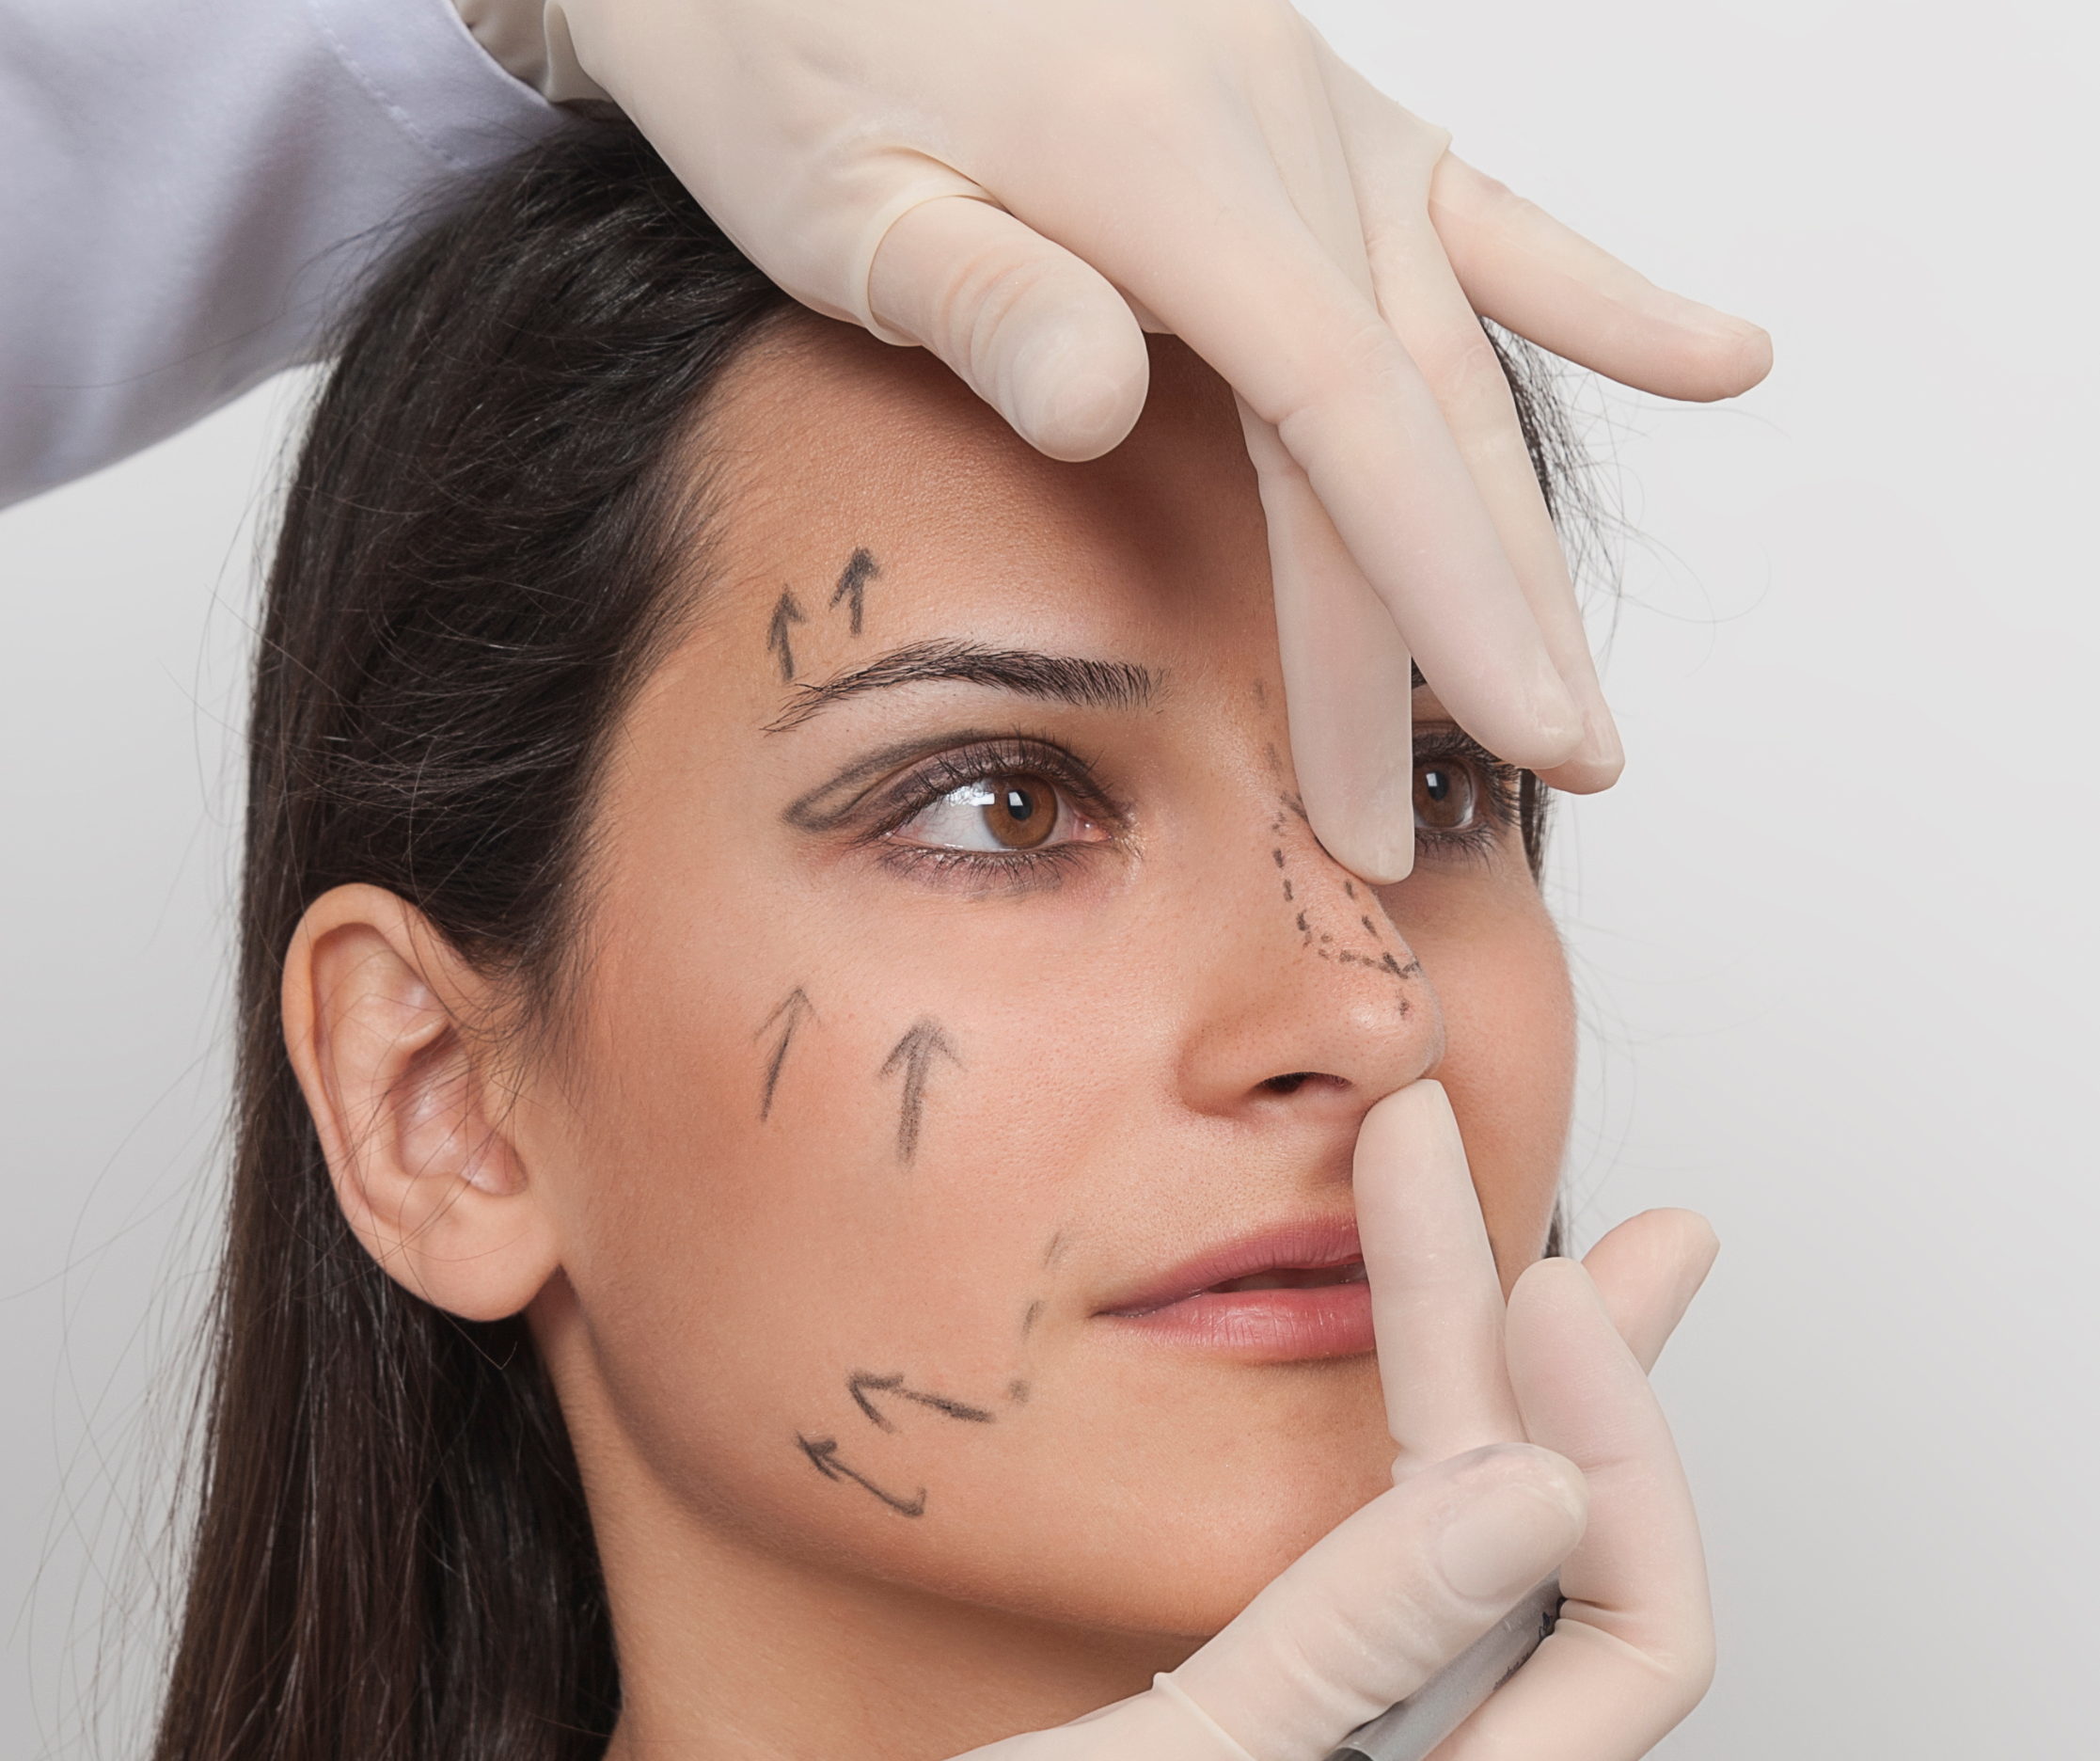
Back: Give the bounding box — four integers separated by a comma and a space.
0, 0, 576, 508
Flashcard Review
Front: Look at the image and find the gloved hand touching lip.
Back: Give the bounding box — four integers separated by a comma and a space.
943, 1079, 1719, 1761
510, 0, 1770, 880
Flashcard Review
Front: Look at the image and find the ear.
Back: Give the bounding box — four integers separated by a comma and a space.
282, 884, 561, 1322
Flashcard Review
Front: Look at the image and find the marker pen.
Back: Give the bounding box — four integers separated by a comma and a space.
1324, 1577, 1562, 1761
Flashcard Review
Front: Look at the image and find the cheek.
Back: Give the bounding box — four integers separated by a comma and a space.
519, 888, 1392, 1641
1379, 883, 1575, 1285
526, 910, 1175, 1602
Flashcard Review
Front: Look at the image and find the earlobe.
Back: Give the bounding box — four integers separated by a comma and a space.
281, 884, 562, 1323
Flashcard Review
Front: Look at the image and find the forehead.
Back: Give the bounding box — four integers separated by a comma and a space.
696, 320, 1271, 662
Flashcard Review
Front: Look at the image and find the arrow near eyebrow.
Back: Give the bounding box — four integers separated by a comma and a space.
767, 590, 807, 681
879, 1018, 961, 1165
795, 1435, 926, 1517
829, 547, 878, 636
847, 1371, 996, 1432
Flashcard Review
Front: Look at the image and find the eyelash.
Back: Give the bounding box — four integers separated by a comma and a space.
862, 737, 1125, 890
1412, 728, 1525, 861
846, 727, 1522, 889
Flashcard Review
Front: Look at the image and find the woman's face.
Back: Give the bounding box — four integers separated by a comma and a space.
513, 322, 1573, 1702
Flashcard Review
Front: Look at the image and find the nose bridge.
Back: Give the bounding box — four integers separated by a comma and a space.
1174, 788, 1445, 1108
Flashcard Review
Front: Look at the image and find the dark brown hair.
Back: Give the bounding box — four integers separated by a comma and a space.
153, 120, 790, 1761
154, 120, 1590, 1761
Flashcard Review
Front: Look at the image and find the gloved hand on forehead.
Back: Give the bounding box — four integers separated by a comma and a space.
946, 1079, 1720, 1761
470, 0, 1770, 880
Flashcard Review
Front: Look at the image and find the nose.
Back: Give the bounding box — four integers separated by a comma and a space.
1171, 792, 1444, 1120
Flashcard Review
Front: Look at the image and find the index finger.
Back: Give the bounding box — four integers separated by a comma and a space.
1355, 1082, 1524, 1468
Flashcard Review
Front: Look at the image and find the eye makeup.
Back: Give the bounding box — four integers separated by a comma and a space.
782, 728, 1126, 894
869, 737, 1121, 891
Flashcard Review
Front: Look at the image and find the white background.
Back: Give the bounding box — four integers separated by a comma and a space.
3, 1, 2094, 1753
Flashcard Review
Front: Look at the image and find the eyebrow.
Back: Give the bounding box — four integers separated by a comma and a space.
764, 640, 1159, 735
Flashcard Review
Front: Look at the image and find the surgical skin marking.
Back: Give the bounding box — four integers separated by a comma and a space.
847, 1371, 996, 1431
795, 1436, 926, 1517
879, 1018, 961, 1164
766, 589, 807, 681
755, 987, 816, 1121
1020, 1298, 1045, 1338
830, 547, 878, 635
1271, 795, 1419, 1017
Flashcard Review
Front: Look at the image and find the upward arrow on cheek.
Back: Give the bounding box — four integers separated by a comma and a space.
879, 1018, 961, 1164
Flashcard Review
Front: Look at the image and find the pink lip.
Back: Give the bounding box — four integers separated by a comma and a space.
1096, 1217, 1374, 1364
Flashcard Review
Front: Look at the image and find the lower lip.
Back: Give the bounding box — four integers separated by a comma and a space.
1100, 1283, 1375, 1363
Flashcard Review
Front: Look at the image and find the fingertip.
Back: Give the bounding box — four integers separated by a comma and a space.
1306, 800, 1415, 885
1535, 707, 1625, 794
867, 196, 1151, 460
1004, 317, 1149, 460
1432, 1442, 1589, 1602
1654, 1210, 1722, 1309
1359, 1077, 1458, 1158
1667, 315, 1774, 402
1660, 1207, 1722, 1274
1508, 1251, 1613, 1328
1720, 319, 1775, 392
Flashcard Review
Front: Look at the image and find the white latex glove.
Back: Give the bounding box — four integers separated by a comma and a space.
945, 1080, 1718, 1761
509, 0, 1770, 881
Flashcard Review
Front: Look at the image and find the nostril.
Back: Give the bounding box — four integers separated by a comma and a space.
1262, 1072, 1313, 1095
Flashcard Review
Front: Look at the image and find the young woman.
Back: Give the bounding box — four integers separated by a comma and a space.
155, 123, 1714, 1761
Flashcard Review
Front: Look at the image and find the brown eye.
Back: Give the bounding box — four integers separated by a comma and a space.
1413, 758, 1478, 833
893, 769, 1084, 855
978, 774, 1058, 849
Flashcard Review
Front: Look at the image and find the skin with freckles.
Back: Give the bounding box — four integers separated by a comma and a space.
289, 325, 1576, 1761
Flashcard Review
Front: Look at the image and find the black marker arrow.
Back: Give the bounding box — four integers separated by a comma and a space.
796, 1435, 925, 1517
755, 988, 816, 1120
879, 1018, 961, 1164
767, 590, 807, 681
829, 547, 878, 635
846, 1371, 996, 1432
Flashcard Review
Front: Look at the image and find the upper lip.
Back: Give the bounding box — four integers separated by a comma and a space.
1096, 1215, 1365, 1316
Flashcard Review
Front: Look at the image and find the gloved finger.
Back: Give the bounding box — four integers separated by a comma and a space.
1053, 128, 1581, 781
1356, 1082, 1525, 1468
1432, 1259, 1713, 1760
1171, 1442, 1587, 1761
1174, 253, 1582, 780
1315, 49, 1621, 797
1237, 398, 1419, 882
1580, 1209, 1720, 1375
866, 193, 1152, 464
1429, 155, 1773, 405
